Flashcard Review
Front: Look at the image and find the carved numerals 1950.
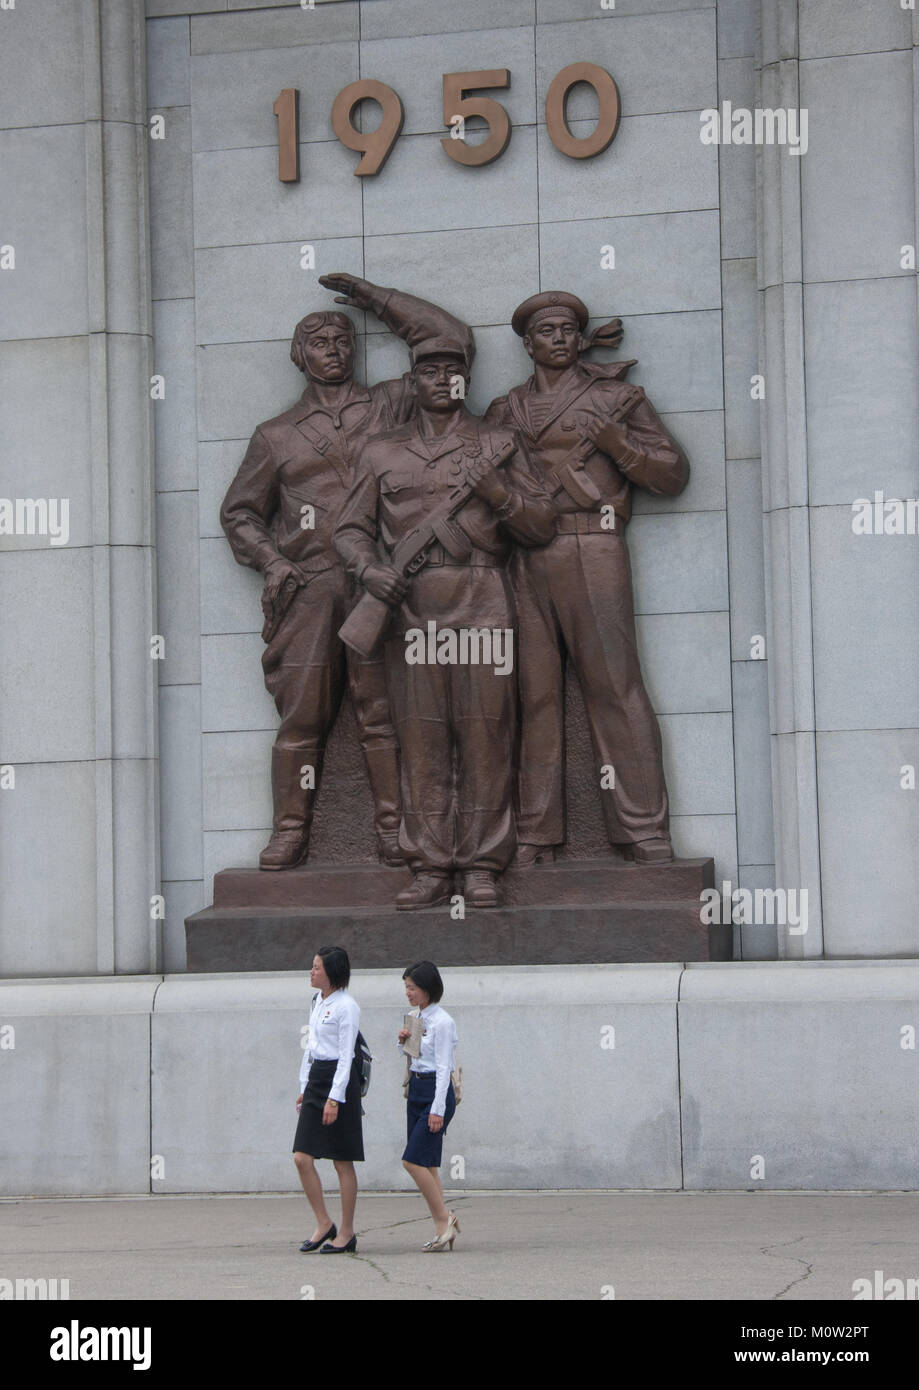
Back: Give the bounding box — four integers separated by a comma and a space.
274, 64, 621, 184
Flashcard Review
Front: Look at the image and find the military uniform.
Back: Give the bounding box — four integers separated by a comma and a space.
221, 285, 473, 867
486, 294, 689, 856
334, 405, 555, 885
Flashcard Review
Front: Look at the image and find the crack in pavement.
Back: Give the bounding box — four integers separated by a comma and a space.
761, 1234, 815, 1299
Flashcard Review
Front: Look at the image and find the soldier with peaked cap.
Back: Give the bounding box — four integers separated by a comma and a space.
221, 274, 474, 871
334, 329, 555, 909
486, 290, 689, 865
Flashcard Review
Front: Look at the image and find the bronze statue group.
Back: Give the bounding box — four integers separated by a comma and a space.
221, 274, 690, 910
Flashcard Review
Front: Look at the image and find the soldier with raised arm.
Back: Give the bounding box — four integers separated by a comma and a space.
486, 292, 689, 866
220, 274, 474, 871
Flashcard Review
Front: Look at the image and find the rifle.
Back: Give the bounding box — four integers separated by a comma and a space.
544, 386, 646, 509
338, 439, 515, 659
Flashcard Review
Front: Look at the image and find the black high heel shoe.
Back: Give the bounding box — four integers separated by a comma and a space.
300, 1223, 336, 1252
321, 1234, 357, 1254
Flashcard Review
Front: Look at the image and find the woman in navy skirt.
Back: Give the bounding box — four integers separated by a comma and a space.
293, 946, 363, 1254
398, 960, 460, 1252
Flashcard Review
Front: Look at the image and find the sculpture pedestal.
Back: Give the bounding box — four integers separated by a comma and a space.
184, 858, 725, 970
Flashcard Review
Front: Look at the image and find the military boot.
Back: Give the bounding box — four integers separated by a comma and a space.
259, 746, 317, 870
362, 743, 406, 867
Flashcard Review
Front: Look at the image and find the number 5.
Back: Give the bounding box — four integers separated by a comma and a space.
441, 69, 511, 167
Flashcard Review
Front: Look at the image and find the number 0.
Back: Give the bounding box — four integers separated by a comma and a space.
546, 62, 620, 159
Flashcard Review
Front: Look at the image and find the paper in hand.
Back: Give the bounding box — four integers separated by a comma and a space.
402, 1012, 423, 1058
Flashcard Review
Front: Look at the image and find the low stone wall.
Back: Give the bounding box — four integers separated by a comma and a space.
1, 961, 917, 1196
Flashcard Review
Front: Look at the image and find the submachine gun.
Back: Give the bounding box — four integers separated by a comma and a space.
338, 439, 516, 659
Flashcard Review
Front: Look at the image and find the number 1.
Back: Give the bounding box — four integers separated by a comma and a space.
274, 88, 300, 183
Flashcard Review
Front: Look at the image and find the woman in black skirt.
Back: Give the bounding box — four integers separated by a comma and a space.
397, 961, 460, 1251
293, 945, 362, 1253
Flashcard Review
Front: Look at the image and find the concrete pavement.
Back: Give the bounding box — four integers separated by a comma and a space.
2, 1191, 918, 1301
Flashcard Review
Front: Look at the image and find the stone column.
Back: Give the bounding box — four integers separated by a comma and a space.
756, 0, 919, 959
0, 0, 159, 975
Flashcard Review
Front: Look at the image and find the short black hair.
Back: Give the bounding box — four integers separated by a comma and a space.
318, 945, 351, 990
402, 960, 443, 1003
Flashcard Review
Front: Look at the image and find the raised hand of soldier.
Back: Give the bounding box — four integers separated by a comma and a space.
361, 563, 409, 606
318, 272, 376, 311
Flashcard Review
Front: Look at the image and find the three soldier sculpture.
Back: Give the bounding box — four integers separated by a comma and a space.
221, 275, 689, 910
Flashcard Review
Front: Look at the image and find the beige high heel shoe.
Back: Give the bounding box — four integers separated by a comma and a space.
423, 1212, 460, 1252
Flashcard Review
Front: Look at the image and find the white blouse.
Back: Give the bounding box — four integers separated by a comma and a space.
299, 988, 360, 1104
402, 1002, 458, 1117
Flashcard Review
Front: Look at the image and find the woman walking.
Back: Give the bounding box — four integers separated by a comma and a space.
398, 960, 460, 1251
293, 945, 362, 1253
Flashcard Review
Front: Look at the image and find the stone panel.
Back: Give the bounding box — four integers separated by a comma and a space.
200, 534, 262, 635
803, 277, 919, 505
680, 964, 919, 1189
660, 712, 736, 816
629, 511, 728, 615
191, 41, 358, 151
0, 337, 92, 550
193, 148, 362, 249
717, 57, 756, 260
153, 298, 198, 493
539, 211, 721, 318
0, 980, 156, 1196
199, 439, 249, 538
201, 632, 278, 731
190, 4, 359, 54
146, 16, 191, 109
726, 458, 767, 662
202, 729, 275, 831
149, 105, 194, 301
0, 550, 95, 764
731, 658, 775, 869
636, 611, 732, 715
721, 257, 760, 460
801, 52, 915, 285
0, 763, 98, 978
535, 10, 716, 119
799, 0, 913, 59
811, 505, 919, 732
817, 730, 919, 959
159, 684, 204, 883
603, 311, 724, 415
156, 491, 202, 687
0, 126, 88, 341
538, 113, 719, 224
0, 0, 85, 129
360, 0, 536, 41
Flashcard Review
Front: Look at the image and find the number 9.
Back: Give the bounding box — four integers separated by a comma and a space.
331, 79, 405, 176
